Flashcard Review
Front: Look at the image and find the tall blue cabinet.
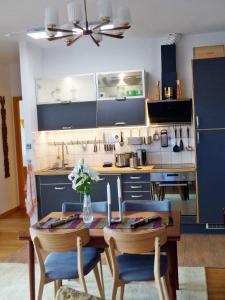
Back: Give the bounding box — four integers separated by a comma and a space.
193, 57, 225, 223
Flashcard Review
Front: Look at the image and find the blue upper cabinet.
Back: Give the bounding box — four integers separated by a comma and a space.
36, 73, 96, 104
193, 58, 225, 129
96, 70, 146, 127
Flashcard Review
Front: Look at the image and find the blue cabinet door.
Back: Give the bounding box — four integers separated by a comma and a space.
91, 175, 121, 211
193, 58, 225, 129
97, 98, 145, 127
37, 101, 96, 131
196, 130, 225, 223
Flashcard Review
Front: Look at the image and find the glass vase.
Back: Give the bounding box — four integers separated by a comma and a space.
83, 194, 93, 224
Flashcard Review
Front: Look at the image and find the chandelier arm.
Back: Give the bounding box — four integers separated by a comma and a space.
66, 34, 82, 46
98, 32, 124, 39
83, 0, 89, 30
99, 25, 131, 32
90, 34, 100, 47
47, 26, 73, 33
74, 24, 84, 31
48, 34, 74, 41
92, 20, 110, 31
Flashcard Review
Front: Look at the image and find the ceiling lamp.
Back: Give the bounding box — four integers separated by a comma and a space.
45, 0, 131, 47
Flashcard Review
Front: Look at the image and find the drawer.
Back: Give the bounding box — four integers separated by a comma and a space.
123, 173, 150, 182
123, 182, 150, 192
38, 175, 71, 184
123, 191, 151, 201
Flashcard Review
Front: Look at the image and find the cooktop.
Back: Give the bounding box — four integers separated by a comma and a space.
152, 163, 195, 169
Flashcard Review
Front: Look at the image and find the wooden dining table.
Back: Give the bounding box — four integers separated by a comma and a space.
19, 210, 181, 300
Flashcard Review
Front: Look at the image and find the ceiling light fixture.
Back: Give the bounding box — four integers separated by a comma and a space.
45, 0, 131, 47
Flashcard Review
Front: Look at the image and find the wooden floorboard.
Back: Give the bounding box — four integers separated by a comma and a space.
1, 209, 225, 298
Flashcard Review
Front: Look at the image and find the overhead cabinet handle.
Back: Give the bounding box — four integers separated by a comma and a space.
114, 122, 126, 126
130, 176, 141, 180
61, 126, 72, 130
197, 132, 200, 144
115, 97, 127, 101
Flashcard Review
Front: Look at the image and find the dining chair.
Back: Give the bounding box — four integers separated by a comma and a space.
30, 227, 105, 300
104, 227, 169, 300
62, 201, 108, 213
122, 200, 171, 212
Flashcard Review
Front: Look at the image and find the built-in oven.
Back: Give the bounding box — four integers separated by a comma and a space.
150, 170, 196, 220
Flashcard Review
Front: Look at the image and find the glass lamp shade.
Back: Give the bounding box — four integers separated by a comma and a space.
92, 33, 102, 43
67, 2, 82, 24
98, 0, 112, 22
45, 7, 58, 36
117, 6, 131, 25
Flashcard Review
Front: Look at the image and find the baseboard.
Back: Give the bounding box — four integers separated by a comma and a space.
0, 206, 21, 218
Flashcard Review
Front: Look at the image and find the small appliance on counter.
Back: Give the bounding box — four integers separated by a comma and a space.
115, 153, 131, 167
129, 152, 138, 168
136, 149, 147, 166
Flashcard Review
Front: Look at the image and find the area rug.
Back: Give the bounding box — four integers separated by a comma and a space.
0, 264, 207, 300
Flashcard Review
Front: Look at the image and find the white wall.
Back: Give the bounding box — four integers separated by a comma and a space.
42, 31, 225, 98
0, 64, 19, 213
19, 41, 43, 162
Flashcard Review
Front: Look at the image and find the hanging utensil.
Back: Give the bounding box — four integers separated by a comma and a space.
173, 128, 180, 152
119, 131, 124, 147
179, 127, 184, 151
94, 137, 97, 152
186, 127, 193, 151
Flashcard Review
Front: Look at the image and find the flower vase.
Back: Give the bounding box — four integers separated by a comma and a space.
83, 194, 93, 224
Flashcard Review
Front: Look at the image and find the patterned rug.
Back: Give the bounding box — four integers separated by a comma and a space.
0, 263, 207, 300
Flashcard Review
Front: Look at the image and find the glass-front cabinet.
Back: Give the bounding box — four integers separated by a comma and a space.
36, 73, 96, 104
96, 70, 145, 100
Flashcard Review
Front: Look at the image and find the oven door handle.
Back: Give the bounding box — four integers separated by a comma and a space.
158, 183, 188, 187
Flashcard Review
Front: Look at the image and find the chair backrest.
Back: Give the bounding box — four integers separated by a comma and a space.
104, 226, 167, 254
62, 201, 108, 213
122, 200, 171, 212
30, 227, 90, 252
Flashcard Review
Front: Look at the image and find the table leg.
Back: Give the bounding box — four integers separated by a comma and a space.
28, 240, 35, 300
166, 241, 179, 300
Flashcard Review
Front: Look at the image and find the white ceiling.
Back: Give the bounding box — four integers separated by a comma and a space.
1, 0, 225, 63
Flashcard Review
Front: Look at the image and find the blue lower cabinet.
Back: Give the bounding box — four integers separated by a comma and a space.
90, 174, 121, 211
36, 176, 81, 219
196, 130, 225, 223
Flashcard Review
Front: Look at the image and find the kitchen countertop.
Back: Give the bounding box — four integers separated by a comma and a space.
35, 163, 196, 175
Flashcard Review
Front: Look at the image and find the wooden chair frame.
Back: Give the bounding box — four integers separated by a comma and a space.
104, 227, 169, 300
30, 228, 105, 300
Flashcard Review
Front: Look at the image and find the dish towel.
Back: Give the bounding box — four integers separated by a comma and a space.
25, 162, 38, 225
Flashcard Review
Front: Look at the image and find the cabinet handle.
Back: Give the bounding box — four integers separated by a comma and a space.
196, 132, 200, 144
130, 185, 143, 189
61, 126, 72, 130
131, 194, 143, 198
98, 177, 105, 181
115, 97, 127, 101
54, 186, 66, 190
130, 176, 141, 180
196, 115, 199, 128
114, 122, 126, 126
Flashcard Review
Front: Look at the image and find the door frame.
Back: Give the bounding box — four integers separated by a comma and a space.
13, 96, 25, 209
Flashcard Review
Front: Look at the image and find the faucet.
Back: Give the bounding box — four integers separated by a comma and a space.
61, 143, 69, 168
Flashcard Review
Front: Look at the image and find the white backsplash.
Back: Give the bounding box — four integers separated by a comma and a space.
33, 125, 195, 171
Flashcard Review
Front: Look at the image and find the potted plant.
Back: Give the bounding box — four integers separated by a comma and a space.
68, 160, 99, 223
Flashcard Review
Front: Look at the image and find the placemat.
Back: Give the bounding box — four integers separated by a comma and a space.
34, 216, 170, 230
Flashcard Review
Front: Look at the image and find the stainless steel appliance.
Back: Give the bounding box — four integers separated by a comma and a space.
150, 165, 196, 217
115, 153, 131, 167
136, 149, 147, 166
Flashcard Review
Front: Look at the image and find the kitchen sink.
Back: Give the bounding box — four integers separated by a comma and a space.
47, 167, 74, 171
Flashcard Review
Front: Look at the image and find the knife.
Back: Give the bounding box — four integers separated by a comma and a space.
103, 132, 107, 151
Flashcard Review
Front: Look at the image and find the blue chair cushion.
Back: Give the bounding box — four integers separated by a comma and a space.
45, 247, 100, 280
117, 253, 168, 282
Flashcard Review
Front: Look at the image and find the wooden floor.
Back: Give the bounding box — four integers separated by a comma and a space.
0, 209, 225, 299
